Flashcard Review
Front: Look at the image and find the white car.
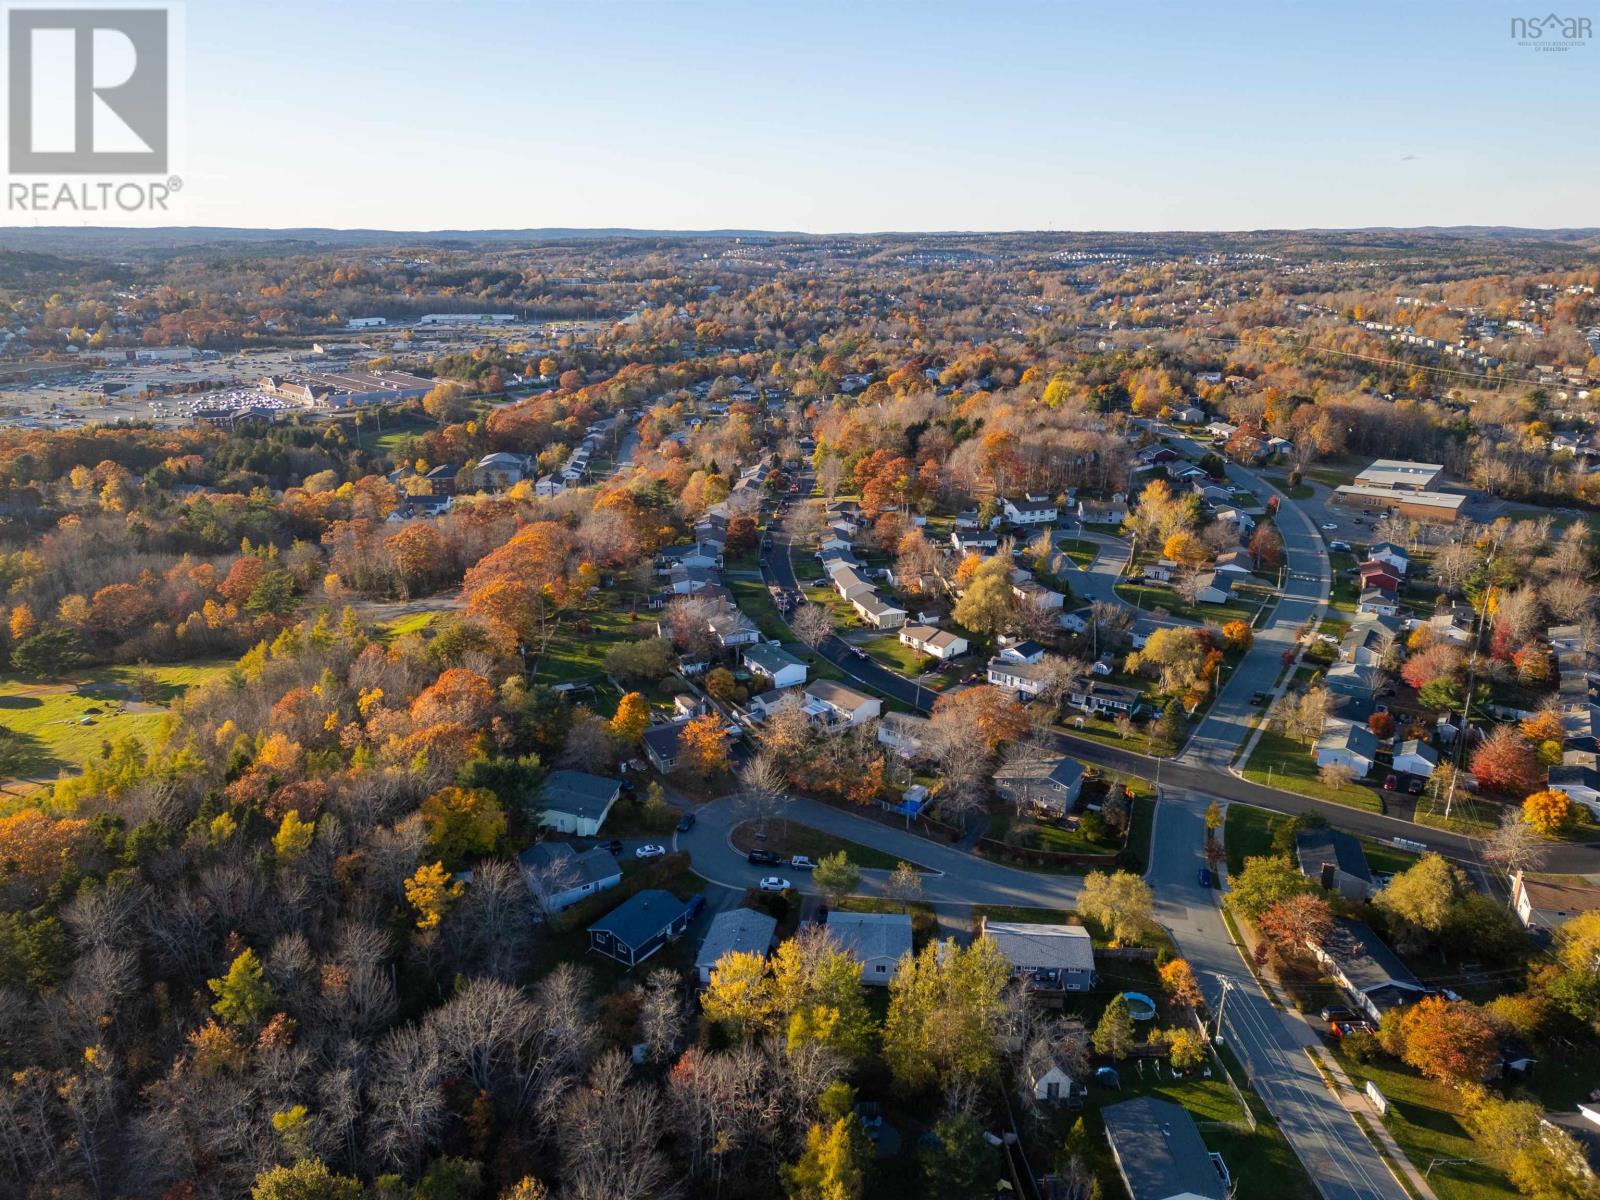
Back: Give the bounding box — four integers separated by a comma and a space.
759, 877, 792, 892
790, 855, 817, 871
635, 843, 666, 860
1321, 522, 1338, 530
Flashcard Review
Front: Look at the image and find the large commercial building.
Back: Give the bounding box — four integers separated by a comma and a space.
1353, 459, 1444, 491
257, 369, 435, 409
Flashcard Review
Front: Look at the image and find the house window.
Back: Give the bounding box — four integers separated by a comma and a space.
875, 964, 886, 974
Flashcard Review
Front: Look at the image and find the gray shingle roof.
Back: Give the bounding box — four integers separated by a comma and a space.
540, 770, 622, 821
983, 921, 1094, 972
1101, 1096, 1225, 1200
695, 908, 778, 971
589, 889, 694, 950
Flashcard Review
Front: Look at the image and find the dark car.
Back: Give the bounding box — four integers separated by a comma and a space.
1249, 691, 1268, 706
599, 839, 623, 855
1405, 777, 1426, 795
1319, 1005, 1355, 1023
685, 895, 706, 920
1383, 774, 1398, 791
813, 904, 830, 924
1197, 867, 1214, 889
618, 778, 636, 793
851, 647, 868, 660
747, 849, 782, 866
676, 812, 697, 833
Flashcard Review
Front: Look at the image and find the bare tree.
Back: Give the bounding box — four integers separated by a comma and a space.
1482, 810, 1547, 879
817, 457, 845, 500
738, 749, 790, 838
885, 861, 924, 905
561, 1050, 680, 1200
639, 969, 686, 1065
785, 502, 827, 548
791, 602, 834, 650
1282, 687, 1330, 743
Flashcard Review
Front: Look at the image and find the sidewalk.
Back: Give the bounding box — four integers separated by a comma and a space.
1218, 848, 1437, 1200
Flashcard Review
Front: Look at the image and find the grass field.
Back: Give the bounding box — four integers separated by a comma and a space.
1114, 581, 1261, 625
989, 811, 1118, 856
0, 659, 234, 785
1055, 537, 1100, 566
727, 578, 790, 641
1240, 728, 1384, 811
728, 820, 926, 873
1332, 1047, 1516, 1200
861, 633, 930, 676
528, 605, 657, 685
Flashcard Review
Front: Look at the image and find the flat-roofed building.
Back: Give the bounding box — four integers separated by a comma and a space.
1332, 484, 1463, 524
1355, 459, 1445, 491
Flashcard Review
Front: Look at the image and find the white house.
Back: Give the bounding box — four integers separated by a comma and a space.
1066, 681, 1141, 716
877, 711, 931, 759
1077, 496, 1129, 525
899, 624, 968, 660
743, 643, 807, 690
1391, 740, 1438, 778
824, 911, 913, 985
987, 656, 1050, 699
1367, 542, 1409, 574
1002, 495, 1059, 526
1511, 871, 1600, 936
1192, 571, 1233, 605
1549, 763, 1600, 811
537, 770, 624, 837
1173, 405, 1206, 424
1358, 590, 1399, 619
1145, 559, 1176, 583
803, 680, 881, 728
1028, 1061, 1082, 1107
1013, 577, 1066, 610
1314, 719, 1377, 778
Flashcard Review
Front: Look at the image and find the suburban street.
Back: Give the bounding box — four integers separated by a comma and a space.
1149, 790, 1406, 1200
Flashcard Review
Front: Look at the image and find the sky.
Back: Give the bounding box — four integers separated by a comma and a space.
84, 0, 1600, 230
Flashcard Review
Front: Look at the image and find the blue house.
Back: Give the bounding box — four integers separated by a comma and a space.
588, 889, 699, 967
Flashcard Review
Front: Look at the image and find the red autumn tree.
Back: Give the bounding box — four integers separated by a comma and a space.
409, 668, 495, 730
931, 685, 1030, 753
1400, 644, 1461, 691
1470, 725, 1543, 798
1399, 996, 1498, 1084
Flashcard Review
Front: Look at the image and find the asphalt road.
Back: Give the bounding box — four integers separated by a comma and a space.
1163, 429, 1332, 768
1150, 788, 1406, 1200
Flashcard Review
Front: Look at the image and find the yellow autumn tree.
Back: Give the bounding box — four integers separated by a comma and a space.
405, 861, 462, 930
609, 691, 651, 744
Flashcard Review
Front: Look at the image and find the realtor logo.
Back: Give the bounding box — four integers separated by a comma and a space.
8, 6, 168, 172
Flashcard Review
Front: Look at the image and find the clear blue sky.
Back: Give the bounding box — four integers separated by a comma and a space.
173, 0, 1597, 231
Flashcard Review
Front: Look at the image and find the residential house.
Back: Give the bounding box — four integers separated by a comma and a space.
828, 563, 873, 600
1358, 590, 1399, 619
823, 911, 913, 985
899, 624, 968, 660
695, 908, 777, 984
475, 451, 535, 490
1367, 542, 1409, 574
1213, 549, 1254, 576
950, 529, 999, 555
1392, 740, 1438, 778
1310, 919, 1428, 1021
1214, 507, 1255, 535
1550, 762, 1600, 812
851, 590, 907, 630
992, 754, 1086, 815
980, 917, 1096, 991
1012, 576, 1066, 610
1511, 871, 1600, 937
1066, 681, 1142, 717
743, 643, 807, 689
708, 606, 761, 650
998, 639, 1047, 663
657, 542, 722, 572
642, 719, 692, 773
1191, 571, 1233, 605
1059, 608, 1091, 634
1145, 559, 1176, 583
1295, 828, 1374, 900
537, 770, 623, 837
1137, 444, 1180, 467
1206, 420, 1239, 441
877, 711, 931, 759
1077, 496, 1129, 525
1101, 1096, 1228, 1200
803, 680, 881, 728
1358, 562, 1403, 594
987, 655, 1051, 699
1314, 719, 1377, 777
1002, 495, 1059, 525
1341, 621, 1394, 668
587, 889, 699, 967
1173, 405, 1206, 424
517, 842, 623, 913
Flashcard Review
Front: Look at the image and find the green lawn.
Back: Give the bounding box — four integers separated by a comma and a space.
728, 578, 790, 641
970, 904, 1075, 926
0, 659, 234, 788
1240, 728, 1383, 811
1223, 803, 1285, 874
379, 610, 438, 640
1305, 463, 1358, 489
1055, 537, 1100, 566
1114, 582, 1261, 625
1332, 1048, 1517, 1200
354, 410, 437, 456
729, 820, 926, 873
528, 604, 657, 685
989, 812, 1118, 856
861, 633, 930, 675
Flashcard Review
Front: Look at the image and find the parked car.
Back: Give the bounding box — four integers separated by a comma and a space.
1405, 777, 1426, 795
759, 877, 792, 892
1332, 1019, 1375, 1039
747, 849, 782, 866
599, 839, 624, 855
618, 778, 636, 793
851, 647, 868, 660
1198, 867, 1214, 889
1321, 522, 1338, 531
1383, 774, 1398, 791
1330, 539, 1351, 552
791, 855, 817, 870
813, 904, 829, 924
1319, 1005, 1355, 1024
685, 895, 706, 920
635, 843, 666, 860
676, 812, 697, 833
1249, 691, 1268, 706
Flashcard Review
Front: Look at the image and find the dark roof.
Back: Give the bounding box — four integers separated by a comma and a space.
1318, 919, 1422, 997
1295, 828, 1372, 884
539, 770, 622, 821
1101, 1096, 1225, 1200
589, 889, 694, 950
517, 841, 621, 888
642, 720, 688, 762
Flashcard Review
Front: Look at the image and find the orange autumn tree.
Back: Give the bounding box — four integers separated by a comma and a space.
1398, 996, 1498, 1085
931, 685, 1029, 754
409, 668, 495, 730
0, 810, 93, 895
462, 521, 591, 646
609, 692, 651, 744
1523, 789, 1579, 836
675, 714, 729, 779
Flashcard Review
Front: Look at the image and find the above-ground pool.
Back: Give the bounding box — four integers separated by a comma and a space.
1120, 991, 1156, 1020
